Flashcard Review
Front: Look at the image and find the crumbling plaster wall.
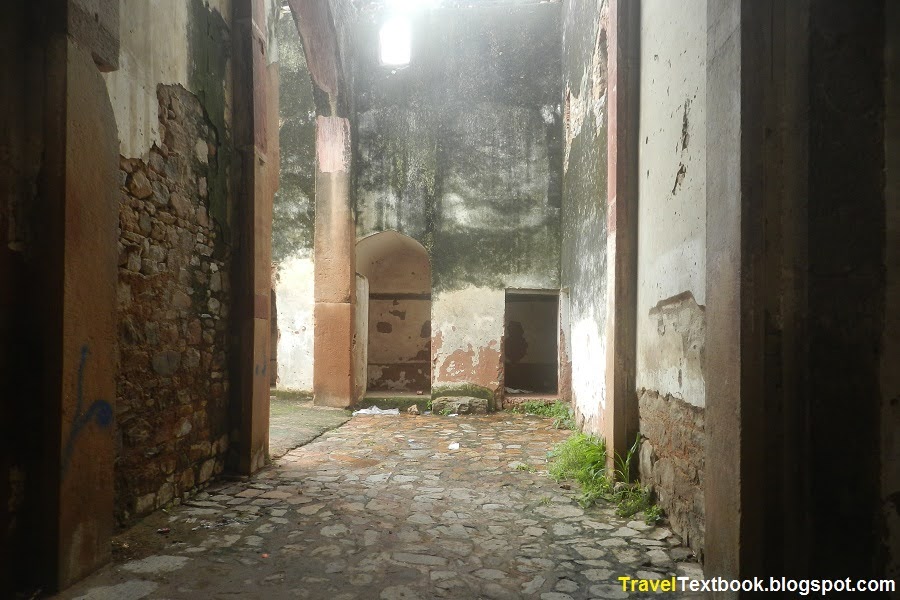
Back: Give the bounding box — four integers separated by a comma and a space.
273, 6, 317, 391
105, 0, 282, 520
561, 0, 609, 428
634, 0, 707, 557
102, 0, 233, 160
352, 4, 562, 405
116, 85, 230, 522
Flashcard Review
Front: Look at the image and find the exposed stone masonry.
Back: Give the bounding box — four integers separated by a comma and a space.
115, 84, 230, 524
638, 390, 705, 558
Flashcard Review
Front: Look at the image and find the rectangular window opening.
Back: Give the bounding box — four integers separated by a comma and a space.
379, 17, 411, 67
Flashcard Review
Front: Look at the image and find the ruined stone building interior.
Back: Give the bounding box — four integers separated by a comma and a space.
1, 0, 898, 597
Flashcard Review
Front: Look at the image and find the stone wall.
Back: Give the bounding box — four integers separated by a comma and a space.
638, 390, 704, 556
115, 84, 230, 522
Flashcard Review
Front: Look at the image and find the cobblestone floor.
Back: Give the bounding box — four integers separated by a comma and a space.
58, 413, 703, 600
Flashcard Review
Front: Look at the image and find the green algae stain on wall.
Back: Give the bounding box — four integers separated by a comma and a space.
352, 4, 563, 293
187, 0, 231, 239
272, 9, 317, 264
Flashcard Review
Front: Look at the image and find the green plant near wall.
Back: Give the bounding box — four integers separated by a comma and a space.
547, 432, 663, 525
512, 400, 575, 430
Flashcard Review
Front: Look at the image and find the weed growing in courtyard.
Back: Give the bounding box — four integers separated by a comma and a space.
547, 432, 662, 525
644, 504, 663, 525
515, 463, 537, 473
513, 400, 575, 430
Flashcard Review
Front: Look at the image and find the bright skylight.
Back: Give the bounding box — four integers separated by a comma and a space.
379, 17, 411, 66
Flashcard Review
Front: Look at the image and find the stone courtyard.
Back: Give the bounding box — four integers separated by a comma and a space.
57, 413, 702, 600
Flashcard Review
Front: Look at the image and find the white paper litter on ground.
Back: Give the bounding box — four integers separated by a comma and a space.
352, 406, 400, 416
448, 442, 460, 450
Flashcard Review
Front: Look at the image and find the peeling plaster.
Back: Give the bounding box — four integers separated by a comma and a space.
639, 292, 705, 407
102, 0, 238, 160
563, 0, 608, 174
561, 0, 611, 431
431, 287, 505, 397
636, 0, 707, 407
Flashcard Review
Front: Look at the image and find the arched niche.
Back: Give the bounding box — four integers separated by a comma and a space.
356, 231, 431, 393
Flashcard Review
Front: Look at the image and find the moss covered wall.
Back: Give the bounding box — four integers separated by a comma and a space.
350, 3, 562, 402
272, 7, 317, 391
273, 8, 317, 264
352, 4, 562, 293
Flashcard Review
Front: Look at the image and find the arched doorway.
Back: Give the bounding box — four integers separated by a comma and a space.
356, 231, 431, 395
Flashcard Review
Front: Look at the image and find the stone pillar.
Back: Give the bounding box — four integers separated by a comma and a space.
231, 0, 278, 474
36, 32, 120, 590
313, 116, 356, 408
704, 2, 752, 587
603, 0, 640, 469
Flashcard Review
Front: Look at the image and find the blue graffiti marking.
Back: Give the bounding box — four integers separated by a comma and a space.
61, 345, 113, 475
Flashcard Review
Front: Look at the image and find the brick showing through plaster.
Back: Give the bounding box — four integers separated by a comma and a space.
638, 389, 705, 558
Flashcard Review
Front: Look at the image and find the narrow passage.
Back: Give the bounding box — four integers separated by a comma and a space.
59, 414, 702, 600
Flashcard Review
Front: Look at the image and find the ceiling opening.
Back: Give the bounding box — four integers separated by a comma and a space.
379, 17, 411, 66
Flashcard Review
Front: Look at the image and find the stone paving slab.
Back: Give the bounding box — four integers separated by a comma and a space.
269, 396, 351, 459
56, 414, 703, 600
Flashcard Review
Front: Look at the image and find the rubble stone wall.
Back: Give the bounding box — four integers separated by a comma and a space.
115, 84, 230, 523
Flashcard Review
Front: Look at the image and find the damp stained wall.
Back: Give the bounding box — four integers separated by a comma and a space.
352, 4, 563, 400
102, 0, 233, 160
273, 7, 317, 391
634, 0, 707, 556
561, 0, 609, 428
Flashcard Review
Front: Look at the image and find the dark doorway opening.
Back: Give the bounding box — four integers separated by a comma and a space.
504, 290, 559, 396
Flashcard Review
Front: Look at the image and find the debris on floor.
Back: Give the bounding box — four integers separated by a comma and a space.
352, 406, 401, 416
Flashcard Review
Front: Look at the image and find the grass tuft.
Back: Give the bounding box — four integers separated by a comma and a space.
547, 432, 663, 524
513, 400, 576, 430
